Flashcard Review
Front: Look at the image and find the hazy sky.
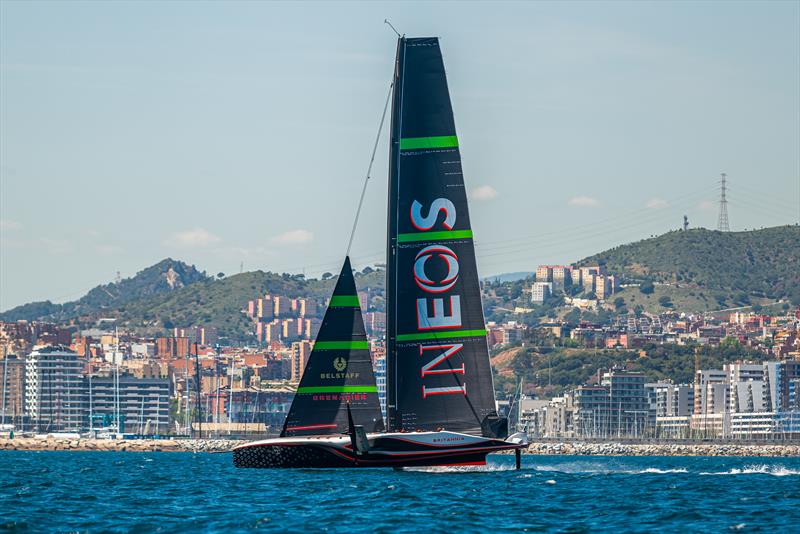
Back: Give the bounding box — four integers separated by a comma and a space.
1, 0, 798, 310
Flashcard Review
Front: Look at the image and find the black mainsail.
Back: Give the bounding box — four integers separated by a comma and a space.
386, 37, 503, 437
281, 257, 385, 437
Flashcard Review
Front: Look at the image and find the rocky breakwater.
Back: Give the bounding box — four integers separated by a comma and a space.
0, 437, 245, 453
525, 441, 800, 457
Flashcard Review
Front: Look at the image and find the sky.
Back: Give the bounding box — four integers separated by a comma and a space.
1, 0, 798, 310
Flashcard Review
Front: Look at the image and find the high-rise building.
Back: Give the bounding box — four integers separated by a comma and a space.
573, 386, 610, 437
358, 291, 370, 311
296, 298, 317, 318
290, 341, 313, 382
273, 297, 291, 318
602, 370, 649, 437
373, 351, 387, 420
654, 383, 695, 417
532, 282, 552, 304
25, 347, 86, 432
1, 355, 26, 427
258, 296, 275, 320
725, 362, 765, 413
551, 266, 572, 292
693, 369, 728, 415
595, 275, 615, 300
536, 266, 553, 282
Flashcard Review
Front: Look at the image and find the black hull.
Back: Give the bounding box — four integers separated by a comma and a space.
233, 431, 525, 469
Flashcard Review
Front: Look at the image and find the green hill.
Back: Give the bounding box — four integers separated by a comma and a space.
579, 225, 800, 312
5, 226, 797, 337
112, 268, 385, 342
0, 259, 207, 322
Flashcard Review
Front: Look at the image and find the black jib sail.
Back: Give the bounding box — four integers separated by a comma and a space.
281, 257, 385, 437
386, 37, 504, 437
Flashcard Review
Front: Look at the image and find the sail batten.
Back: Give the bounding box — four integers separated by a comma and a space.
281, 257, 385, 437
386, 37, 502, 437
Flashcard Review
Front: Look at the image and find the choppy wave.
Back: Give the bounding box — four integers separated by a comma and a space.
2, 452, 799, 531
699, 465, 800, 476
402, 463, 517, 473
532, 462, 688, 475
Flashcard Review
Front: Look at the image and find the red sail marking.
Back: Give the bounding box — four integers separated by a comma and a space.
285, 423, 338, 432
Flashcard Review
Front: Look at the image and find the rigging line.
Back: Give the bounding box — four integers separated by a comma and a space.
346, 81, 394, 256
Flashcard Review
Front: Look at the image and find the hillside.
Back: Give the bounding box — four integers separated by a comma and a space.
492, 341, 770, 396
575, 225, 800, 312
112, 268, 385, 341
0, 259, 207, 322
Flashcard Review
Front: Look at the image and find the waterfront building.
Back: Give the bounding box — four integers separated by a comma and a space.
1, 355, 26, 428
573, 386, 610, 437
654, 383, 694, 417
725, 362, 766, 414
602, 370, 649, 437
373, 352, 387, 420
729, 411, 776, 439
656, 416, 691, 438
25, 346, 85, 432
88, 372, 170, 434
694, 369, 728, 415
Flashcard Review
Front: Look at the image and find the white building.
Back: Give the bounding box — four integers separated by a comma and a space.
25, 346, 85, 432
531, 282, 553, 304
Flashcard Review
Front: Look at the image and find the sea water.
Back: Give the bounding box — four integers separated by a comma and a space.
1, 452, 799, 532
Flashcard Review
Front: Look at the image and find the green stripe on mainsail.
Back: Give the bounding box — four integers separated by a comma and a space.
397, 230, 473, 243
399, 135, 459, 150
297, 386, 378, 394
314, 341, 369, 350
396, 329, 487, 342
329, 295, 360, 307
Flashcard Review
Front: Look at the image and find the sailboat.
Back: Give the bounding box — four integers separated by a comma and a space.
233, 36, 527, 469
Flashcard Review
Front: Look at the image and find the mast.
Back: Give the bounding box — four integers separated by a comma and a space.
228, 353, 235, 435
1, 354, 7, 428
385, 37, 505, 437
184, 349, 190, 436
88, 371, 93, 435
386, 36, 405, 432
194, 343, 202, 439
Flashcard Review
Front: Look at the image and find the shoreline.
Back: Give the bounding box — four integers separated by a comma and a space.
2, 437, 799, 456
523, 441, 800, 457
0, 437, 245, 453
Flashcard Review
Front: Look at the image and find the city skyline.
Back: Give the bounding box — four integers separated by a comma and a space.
2, 1, 799, 310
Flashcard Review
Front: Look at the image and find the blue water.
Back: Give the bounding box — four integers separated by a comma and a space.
1, 452, 799, 532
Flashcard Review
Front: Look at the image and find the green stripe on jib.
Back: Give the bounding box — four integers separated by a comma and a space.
297, 386, 378, 394
329, 295, 360, 307
400, 135, 459, 150
397, 230, 473, 243
396, 329, 487, 342
314, 341, 369, 350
